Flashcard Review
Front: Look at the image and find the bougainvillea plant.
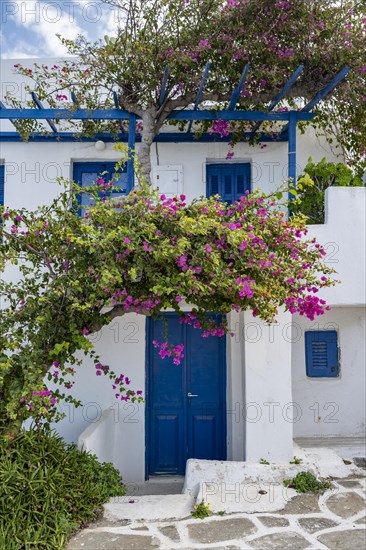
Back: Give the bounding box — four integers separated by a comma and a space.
0, 154, 336, 435
5, 0, 366, 177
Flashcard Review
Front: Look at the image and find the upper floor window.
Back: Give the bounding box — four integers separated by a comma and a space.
73, 162, 127, 215
305, 330, 339, 378
206, 163, 251, 204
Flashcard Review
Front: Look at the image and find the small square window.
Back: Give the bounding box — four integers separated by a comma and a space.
305, 330, 339, 377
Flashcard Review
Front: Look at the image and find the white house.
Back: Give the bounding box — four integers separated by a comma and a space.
0, 57, 365, 482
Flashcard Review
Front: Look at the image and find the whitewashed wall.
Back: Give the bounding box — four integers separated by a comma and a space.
1, 56, 365, 482
292, 307, 366, 438
0, 132, 342, 210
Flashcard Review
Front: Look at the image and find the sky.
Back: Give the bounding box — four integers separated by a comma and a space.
0, 0, 121, 59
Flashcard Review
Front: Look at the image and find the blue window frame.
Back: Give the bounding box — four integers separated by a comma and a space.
206, 163, 251, 203
305, 330, 339, 378
0, 165, 4, 207
73, 162, 128, 214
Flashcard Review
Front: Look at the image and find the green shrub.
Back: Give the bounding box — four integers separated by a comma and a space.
191, 500, 211, 519
283, 471, 333, 494
291, 157, 362, 224
0, 429, 126, 549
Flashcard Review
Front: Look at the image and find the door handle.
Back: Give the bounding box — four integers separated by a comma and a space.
187, 392, 198, 397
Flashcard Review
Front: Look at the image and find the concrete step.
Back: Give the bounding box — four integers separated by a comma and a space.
104, 493, 194, 521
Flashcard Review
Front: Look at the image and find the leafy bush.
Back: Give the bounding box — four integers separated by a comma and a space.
0, 429, 126, 549
191, 500, 212, 519
291, 157, 362, 224
284, 471, 333, 494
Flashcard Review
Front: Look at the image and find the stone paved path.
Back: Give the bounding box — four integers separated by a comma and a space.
68, 477, 366, 549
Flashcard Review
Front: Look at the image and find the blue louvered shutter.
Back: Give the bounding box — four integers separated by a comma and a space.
207, 164, 251, 203
234, 164, 251, 200
222, 169, 235, 203
305, 331, 339, 377
0, 165, 4, 207
207, 166, 220, 197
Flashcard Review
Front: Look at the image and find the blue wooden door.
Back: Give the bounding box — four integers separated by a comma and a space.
207, 163, 251, 203
147, 314, 226, 476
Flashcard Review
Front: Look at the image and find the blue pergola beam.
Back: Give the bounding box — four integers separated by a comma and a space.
187, 62, 211, 132
0, 109, 316, 122
301, 66, 350, 112
0, 100, 19, 131
288, 110, 297, 192
280, 66, 350, 137
31, 92, 58, 133
159, 66, 170, 107
0, 131, 289, 143
227, 64, 250, 110
250, 65, 304, 137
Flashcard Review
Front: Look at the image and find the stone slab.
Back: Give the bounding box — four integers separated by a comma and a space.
297, 516, 339, 533
104, 494, 194, 521
325, 492, 366, 518
187, 518, 256, 544
276, 494, 320, 515
68, 532, 159, 550
258, 515, 289, 527
318, 529, 366, 549
158, 525, 180, 542
249, 531, 309, 549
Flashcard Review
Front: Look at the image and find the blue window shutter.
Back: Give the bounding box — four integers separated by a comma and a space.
207, 164, 251, 203
73, 162, 127, 215
222, 170, 234, 203
0, 165, 4, 206
305, 331, 339, 377
207, 167, 220, 197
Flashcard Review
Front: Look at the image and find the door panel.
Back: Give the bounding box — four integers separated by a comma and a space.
147, 314, 226, 476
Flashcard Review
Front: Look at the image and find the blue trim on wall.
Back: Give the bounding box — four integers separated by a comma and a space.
0, 165, 4, 207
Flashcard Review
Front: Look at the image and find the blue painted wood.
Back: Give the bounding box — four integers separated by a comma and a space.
187, 62, 211, 132
0, 165, 4, 207
207, 163, 251, 204
280, 66, 349, 137
147, 313, 226, 476
0, 131, 289, 143
0, 108, 316, 121
250, 65, 304, 137
0, 101, 18, 132
113, 91, 119, 109
31, 92, 58, 133
227, 64, 250, 110
288, 111, 297, 194
301, 67, 350, 112
305, 331, 339, 377
127, 113, 136, 191
159, 66, 170, 107
73, 162, 128, 215
71, 91, 79, 106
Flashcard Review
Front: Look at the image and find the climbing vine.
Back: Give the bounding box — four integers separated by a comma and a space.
5, 0, 366, 176
0, 160, 336, 435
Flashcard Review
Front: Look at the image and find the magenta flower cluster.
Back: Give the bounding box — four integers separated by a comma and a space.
152, 340, 185, 365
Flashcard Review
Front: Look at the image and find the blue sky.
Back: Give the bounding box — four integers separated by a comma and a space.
1, 0, 121, 59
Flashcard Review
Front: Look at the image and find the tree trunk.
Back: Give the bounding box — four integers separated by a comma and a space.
137, 108, 157, 186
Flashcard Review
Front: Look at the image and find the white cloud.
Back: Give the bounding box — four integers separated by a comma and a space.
2, 1, 86, 58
